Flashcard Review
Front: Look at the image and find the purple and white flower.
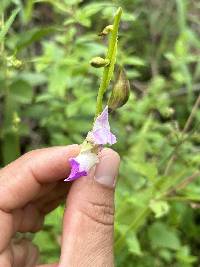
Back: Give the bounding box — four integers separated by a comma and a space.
64, 151, 98, 181
65, 106, 116, 181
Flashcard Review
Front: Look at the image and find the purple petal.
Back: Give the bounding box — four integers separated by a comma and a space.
92, 128, 116, 145
93, 106, 110, 131
87, 106, 117, 145
65, 151, 98, 182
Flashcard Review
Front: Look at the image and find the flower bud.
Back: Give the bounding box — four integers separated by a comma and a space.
7, 55, 22, 69
108, 67, 130, 111
90, 57, 110, 68
98, 25, 113, 36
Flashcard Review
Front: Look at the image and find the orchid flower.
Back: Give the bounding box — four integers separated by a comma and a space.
65, 106, 116, 182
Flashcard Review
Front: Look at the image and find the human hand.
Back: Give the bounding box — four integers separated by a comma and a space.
0, 145, 120, 267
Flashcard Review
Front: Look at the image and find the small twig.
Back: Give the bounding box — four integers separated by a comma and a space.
164, 94, 200, 176
170, 83, 200, 97
166, 171, 200, 196
164, 154, 177, 176
183, 94, 200, 133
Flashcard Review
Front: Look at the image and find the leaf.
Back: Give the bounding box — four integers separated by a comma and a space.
48, 66, 68, 97
23, 0, 34, 24
148, 222, 181, 250
122, 11, 137, 22
123, 56, 146, 67
19, 72, 47, 86
149, 200, 170, 218
16, 27, 55, 50
131, 162, 158, 181
126, 233, 143, 256
0, 8, 20, 43
176, 246, 197, 264
10, 79, 33, 104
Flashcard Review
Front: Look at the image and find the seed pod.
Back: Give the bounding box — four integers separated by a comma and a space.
108, 67, 130, 111
90, 57, 110, 68
98, 25, 113, 36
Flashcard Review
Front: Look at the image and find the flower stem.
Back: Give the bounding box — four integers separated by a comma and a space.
95, 7, 122, 116
164, 93, 200, 176
114, 207, 150, 252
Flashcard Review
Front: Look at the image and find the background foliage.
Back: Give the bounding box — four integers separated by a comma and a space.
0, 0, 200, 266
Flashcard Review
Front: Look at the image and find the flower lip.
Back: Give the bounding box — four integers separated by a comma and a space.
65, 151, 99, 182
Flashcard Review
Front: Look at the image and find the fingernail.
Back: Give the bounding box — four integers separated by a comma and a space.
94, 149, 120, 188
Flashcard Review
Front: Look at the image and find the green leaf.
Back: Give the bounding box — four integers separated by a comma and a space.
122, 11, 137, 22
148, 222, 181, 250
127, 233, 143, 256
149, 200, 170, 218
132, 162, 158, 181
123, 56, 146, 67
0, 8, 20, 43
176, 246, 197, 264
48, 66, 68, 97
16, 27, 55, 50
10, 79, 33, 104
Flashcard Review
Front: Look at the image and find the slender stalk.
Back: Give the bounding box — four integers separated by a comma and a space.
1, 10, 20, 164
95, 7, 122, 116
164, 93, 200, 176
114, 207, 149, 251
183, 93, 200, 133
166, 171, 200, 196
1, 13, 4, 53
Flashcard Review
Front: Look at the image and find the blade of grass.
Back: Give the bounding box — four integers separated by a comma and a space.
0, 8, 20, 44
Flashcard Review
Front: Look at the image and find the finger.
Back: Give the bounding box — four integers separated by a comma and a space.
39, 196, 65, 215
12, 239, 39, 267
59, 148, 120, 267
32, 182, 58, 201
0, 247, 13, 267
36, 264, 57, 267
0, 145, 79, 212
0, 210, 13, 252
16, 204, 44, 233
34, 181, 69, 212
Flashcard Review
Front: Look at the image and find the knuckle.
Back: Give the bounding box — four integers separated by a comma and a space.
80, 199, 115, 227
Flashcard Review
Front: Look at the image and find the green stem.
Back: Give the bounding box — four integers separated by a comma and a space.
114, 207, 150, 252
95, 7, 122, 116
164, 93, 200, 176
1, 11, 20, 164
1, 13, 4, 54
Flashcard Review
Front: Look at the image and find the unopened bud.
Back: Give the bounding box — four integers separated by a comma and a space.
98, 25, 113, 36
7, 56, 23, 69
90, 57, 110, 68
13, 112, 21, 125
162, 107, 175, 118
108, 67, 130, 111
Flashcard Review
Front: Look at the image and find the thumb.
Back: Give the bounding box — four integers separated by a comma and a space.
59, 148, 120, 267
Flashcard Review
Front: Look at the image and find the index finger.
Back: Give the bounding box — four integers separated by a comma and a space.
0, 145, 79, 211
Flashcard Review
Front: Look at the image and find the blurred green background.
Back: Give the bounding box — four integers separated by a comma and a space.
0, 0, 200, 266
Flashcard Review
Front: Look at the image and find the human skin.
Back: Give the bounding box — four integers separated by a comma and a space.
0, 145, 120, 267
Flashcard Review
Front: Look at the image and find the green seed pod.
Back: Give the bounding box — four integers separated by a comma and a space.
108, 67, 130, 111
98, 25, 113, 36
90, 57, 110, 68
